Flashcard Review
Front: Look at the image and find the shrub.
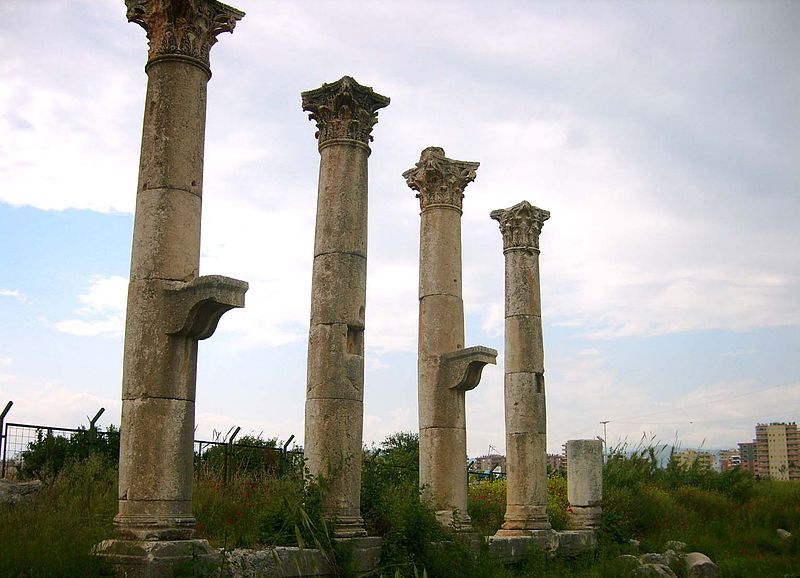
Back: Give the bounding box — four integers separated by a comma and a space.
19, 425, 119, 480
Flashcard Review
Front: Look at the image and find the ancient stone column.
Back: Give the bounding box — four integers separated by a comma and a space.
113, 0, 247, 543
491, 201, 551, 536
404, 147, 497, 530
566, 439, 603, 530
301, 76, 389, 538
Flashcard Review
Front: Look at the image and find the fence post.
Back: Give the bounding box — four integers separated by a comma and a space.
223, 426, 241, 486
89, 407, 105, 431
0, 401, 12, 479
280, 434, 295, 477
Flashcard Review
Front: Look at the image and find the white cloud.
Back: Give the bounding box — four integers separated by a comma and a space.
55, 276, 127, 337
0, 289, 25, 302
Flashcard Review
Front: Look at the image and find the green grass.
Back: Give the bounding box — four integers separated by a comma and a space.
0, 455, 116, 577
1, 438, 798, 577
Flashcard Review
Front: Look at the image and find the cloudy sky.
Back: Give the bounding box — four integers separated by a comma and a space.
1, 0, 798, 456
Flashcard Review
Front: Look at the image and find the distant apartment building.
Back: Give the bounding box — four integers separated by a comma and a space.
547, 453, 563, 473
738, 442, 756, 474
754, 422, 799, 481
719, 449, 741, 472
472, 453, 506, 474
675, 449, 714, 470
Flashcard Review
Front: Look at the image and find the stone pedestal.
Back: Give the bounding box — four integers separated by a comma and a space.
566, 439, 603, 529
301, 76, 389, 538
93, 539, 218, 578
112, 0, 247, 546
490, 201, 551, 536
403, 147, 497, 531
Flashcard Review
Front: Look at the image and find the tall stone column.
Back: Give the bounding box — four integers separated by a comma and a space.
491, 201, 552, 536
403, 147, 497, 530
301, 76, 389, 538
112, 0, 247, 544
566, 439, 603, 530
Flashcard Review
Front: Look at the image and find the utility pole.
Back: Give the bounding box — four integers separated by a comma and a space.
600, 420, 610, 455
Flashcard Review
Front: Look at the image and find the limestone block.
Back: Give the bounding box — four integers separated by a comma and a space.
303, 398, 364, 516
417, 368, 465, 429
504, 315, 544, 373
634, 564, 677, 577
130, 188, 201, 282
93, 539, 217, 577
419, 426, 468, 514
777, 528, 792, 539
306, 323, 364, 401
556, 530, 597, 557
0, 479, 42, 504
419, 208, 463, 298
488, 531, 558, 562
504, 250, 541, 317
685, 552, 718, 577
310, 252, 366, 327
313, 143, 368, 258
118, 397, 195, 503
418, 294, 464, 355
139, 61, 208, 195
504, 372, 546, 434
505, 432, 547, 506
566, 439, 603, 507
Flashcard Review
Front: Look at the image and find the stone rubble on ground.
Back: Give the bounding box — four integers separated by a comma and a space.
777, 528, 792, 540
619, 543, 717, 578
0, 479, 42, 504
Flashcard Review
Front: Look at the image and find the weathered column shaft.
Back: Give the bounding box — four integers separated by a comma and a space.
566, 439, 603, 530
302, 77, 389, 538
491, 201, 551, 535
116, 0, 246, 542
404, 147, 497, 530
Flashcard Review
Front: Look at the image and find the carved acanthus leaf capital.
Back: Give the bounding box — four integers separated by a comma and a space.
125, 0, 244, 68
490, 201, 550, 251
301, 76, 390, 146
403, 147, 480, 211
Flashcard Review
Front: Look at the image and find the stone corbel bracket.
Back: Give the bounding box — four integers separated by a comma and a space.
165, 275, 248, 340
439, 346, 498, 391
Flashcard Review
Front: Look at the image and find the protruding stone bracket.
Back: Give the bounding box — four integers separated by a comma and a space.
165, 275, 248, 340
439, 346, 498, 391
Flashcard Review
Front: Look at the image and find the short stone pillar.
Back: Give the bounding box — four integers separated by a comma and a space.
301, 76, 389, 538
403, 147, 497, 530
566, 439, 603, 529
491, 201, 551, 536
96, 1, 248, 570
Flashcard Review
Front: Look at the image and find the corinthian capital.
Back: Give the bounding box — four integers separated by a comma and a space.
490, 201, 550, 251
126, 0, 244, 68
301, 76, 390, 147
403, 147, 480, 212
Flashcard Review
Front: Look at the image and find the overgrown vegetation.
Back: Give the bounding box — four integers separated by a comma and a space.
1, 432, 798, 577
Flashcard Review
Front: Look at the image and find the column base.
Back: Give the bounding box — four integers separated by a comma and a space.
567, 505, 602, 530
93, 539, 219, 578
488, 529, 559, 562
114, 514, 196, 541
497, 506, 552, 535
435, 509, 473, 532
332, 515, 368, 538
